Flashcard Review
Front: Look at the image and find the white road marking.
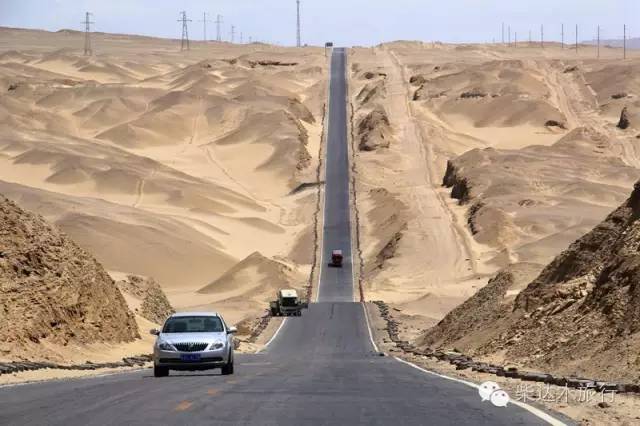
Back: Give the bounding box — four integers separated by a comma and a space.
343, 50, 358, 304
257, 318, 288, 353
358, 288, 565, 425
393, 357, 567, 426
0, 367, 148, 389
361, 302, 379, 352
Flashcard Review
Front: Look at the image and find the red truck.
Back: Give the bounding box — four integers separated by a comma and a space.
331, 249, 343, 267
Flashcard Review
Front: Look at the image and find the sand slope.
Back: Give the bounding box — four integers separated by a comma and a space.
0, 27, 327, 335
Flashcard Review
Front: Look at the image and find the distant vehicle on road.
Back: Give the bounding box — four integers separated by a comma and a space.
331, 249, 343, 267
150, 312, 236, 377
270, 289, 306, 316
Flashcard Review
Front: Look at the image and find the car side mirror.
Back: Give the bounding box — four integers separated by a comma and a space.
227, 326, 237, 334
150, 328, 160, 336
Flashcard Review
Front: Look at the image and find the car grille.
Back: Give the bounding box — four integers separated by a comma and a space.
173, 342, 209, 352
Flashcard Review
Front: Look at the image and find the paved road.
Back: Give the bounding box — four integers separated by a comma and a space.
319, 46, 353, 303
0, 48, 562, 426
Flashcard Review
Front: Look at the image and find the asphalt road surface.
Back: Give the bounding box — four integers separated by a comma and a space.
0, 48, 564, 426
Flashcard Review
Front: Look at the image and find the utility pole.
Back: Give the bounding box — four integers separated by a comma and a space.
240, 32, 243, 44
508, 25, 511, 47
178, 11, 191, 51
515, 32, 517, 48
597, 25, 600, 59
502, 22, 505, 44
541, 24, 544, 48
199, 12, 211, 42
561, 23, 564, 48
296, 0, 302, 47
230, 25, 235, 43
624, 24, 627, 59
81, 12, 94, 56
215, 15, 223, 42
529, 30, 532, 45
575, 24, 578, 54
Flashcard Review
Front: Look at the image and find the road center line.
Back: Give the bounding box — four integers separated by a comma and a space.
174, 401, 193, 412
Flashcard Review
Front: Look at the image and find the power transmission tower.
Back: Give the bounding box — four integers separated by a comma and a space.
296, 0, 301, 47
81, 12, 94, 56
575, 24, 578, 53
515, 32, 518, 48
178, 11, 191, 51
231, 25, 235, 43
541, 24, 544, 48
561, 23, 564, 48
501, 22, 505, 44
215, 15, 223, 42
199, 12, 211, 41
529, 30, 532, 45
240, 32, 243, 44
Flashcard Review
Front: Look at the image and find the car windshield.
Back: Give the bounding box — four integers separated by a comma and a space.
281, 297, 298, 307
162, 316, 224, 333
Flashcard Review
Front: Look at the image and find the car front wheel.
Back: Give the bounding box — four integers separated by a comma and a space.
221, 353, 234, 375
154, 365, 169, 377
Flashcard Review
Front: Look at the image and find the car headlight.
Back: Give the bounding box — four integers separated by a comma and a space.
210, 342, 225, 350
158, 342, 176, 351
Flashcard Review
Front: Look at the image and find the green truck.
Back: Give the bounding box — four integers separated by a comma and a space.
270, 289, 308, 317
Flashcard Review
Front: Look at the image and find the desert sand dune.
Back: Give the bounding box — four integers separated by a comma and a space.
0, 27, 327, 344
350, 42, 640, 339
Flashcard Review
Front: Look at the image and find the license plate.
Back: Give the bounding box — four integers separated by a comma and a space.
180, 354, 201, 362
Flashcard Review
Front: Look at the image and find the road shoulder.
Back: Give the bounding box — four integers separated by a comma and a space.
365, 302, 638, 425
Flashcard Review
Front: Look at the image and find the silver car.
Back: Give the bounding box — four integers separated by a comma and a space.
150, 312, 236, 377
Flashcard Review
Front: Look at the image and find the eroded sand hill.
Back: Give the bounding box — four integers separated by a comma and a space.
116, 274, 175, 326
0, 27, 327, 331
421, 181, 640, 382
0, 195, 138, 362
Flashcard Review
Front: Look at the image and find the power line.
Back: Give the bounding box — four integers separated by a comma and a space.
296, 0, 301, 47
178, 11, 191, 51
199, 12, 211, 42
81, 12, 94, 56
215, 14, 223, 42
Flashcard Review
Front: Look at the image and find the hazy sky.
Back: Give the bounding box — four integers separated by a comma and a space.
0, 0, 638, 46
